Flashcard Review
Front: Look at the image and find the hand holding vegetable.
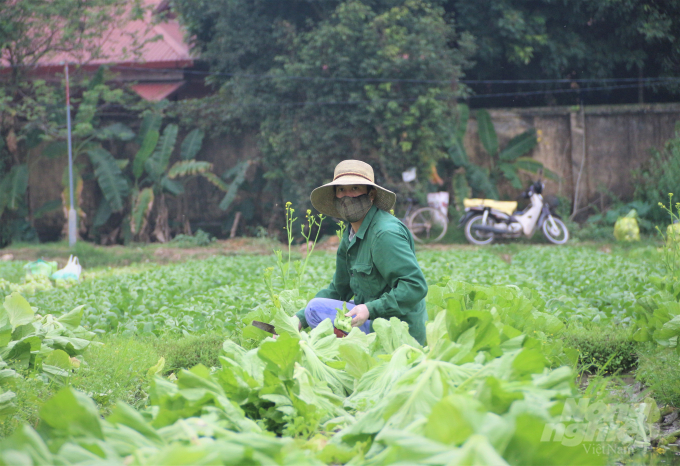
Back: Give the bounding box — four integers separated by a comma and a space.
345, 304, 369, 328
334, 302, 354, 333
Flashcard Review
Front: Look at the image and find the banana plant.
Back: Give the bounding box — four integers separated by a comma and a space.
124, 116, 226, 243
446, 105, 557, 207
476, 108, 558, 191
447, 104, 498, 206
0, 165, 28, 219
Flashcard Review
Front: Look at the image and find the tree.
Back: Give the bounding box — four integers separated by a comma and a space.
0, 0, 149, 245
445, 0, 680, 105
175, 0, 474, 210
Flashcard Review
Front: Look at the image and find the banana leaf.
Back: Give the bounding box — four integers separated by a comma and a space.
1, 164, 28, 211
448, 139, 468, 166
130, 187, 154, 235
466, 163, 498, 199
499, 129, 537, 162
160, 176, 184, 196
498, 162, 523, 190
219, 161, 250, 211
95, 123, 135, 142
145, 124, 178, 180
135, 113, 163, 145
167, 160, 213, 179
476, 109, 498, 157
513, 157, 559, 181
133, 129, 159, 181
92, 199, 112, 228
180, 129, 205, 160
87, 147, 128, 211
455, 104, 470, 143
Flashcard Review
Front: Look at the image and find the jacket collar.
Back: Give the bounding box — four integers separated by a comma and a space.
354, 204, 379, 240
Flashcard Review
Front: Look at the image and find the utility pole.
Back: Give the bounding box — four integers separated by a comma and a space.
65, 63, 77, 247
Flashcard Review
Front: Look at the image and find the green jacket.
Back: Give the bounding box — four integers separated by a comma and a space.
296, 205, 428, 344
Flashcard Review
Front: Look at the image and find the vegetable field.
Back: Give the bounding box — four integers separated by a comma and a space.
0, 243, 677, 465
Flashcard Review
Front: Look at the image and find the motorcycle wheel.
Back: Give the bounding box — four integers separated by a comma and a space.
542, 216, 569, 244
464, 215, 494, 245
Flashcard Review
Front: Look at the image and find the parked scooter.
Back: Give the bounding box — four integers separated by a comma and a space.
459, 180, 569, 245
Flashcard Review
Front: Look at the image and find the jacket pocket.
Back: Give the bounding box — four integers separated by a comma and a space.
350, 263, 377, 300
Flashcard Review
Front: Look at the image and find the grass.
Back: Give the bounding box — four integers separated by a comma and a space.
0, 330, 232, 438
636, 345, 680, 408
1, 334, 160, 438
5, 241, 159, 268
158, 332, 226, 373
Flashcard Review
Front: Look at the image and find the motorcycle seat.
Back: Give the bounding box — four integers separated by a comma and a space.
463, 198, 518, 216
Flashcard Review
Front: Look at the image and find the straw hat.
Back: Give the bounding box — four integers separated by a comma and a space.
310, 160, 397, 218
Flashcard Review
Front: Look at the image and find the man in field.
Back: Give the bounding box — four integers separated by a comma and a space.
295, 160, 428, 344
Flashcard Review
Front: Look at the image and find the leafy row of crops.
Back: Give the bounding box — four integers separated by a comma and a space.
0, 245, 674, 464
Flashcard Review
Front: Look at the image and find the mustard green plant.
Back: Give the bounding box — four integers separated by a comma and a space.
271, 202, 325, 293
655, 193, 680, 277
336, 220, 346, 241
293, 209, 325, 289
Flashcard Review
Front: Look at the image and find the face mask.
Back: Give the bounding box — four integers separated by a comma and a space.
334, 194, 373, 222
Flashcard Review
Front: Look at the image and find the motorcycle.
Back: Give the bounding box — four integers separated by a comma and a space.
458, 180, 569, 245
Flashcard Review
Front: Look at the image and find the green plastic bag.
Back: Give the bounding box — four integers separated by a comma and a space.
23, 259, 58, 279
614, 210, 640, 242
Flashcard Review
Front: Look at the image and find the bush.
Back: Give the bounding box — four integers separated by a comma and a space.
563, 325, 638, 374
159, 333, 225, 372
170, 229, 215, 248
632, 123, 680, 225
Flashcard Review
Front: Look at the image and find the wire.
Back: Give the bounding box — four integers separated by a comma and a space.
105, 65, 680, 86
168, 82, 662, 112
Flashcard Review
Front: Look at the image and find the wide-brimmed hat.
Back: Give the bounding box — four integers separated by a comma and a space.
310, 160, 397, 218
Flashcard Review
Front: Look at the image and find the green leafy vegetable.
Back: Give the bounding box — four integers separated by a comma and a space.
334, 302, 353, 333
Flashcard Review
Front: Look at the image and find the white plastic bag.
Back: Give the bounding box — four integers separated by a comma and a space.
402, 167, 417, 182
51, 255, 82, 281
427, 192, 450, 218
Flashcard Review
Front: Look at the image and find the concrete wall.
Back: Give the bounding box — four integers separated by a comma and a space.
27, 102, 680, 240
463, 103, 680, 215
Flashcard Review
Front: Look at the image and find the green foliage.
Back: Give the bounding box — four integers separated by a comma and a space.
0, 242, 673, 460
145, 124, 178, 181
160, 333, 224, 372
169, 229, 215, 247
176, 0, 474, 209
87, 147, 129, 212
636, 345, 680, 408
476, 109, 557, 192
129, 187, 154, 236
633, 125, 680, 224
132, 129, 159, 181
0, 292, 95, 386
0, 333, 160, 438
218, 161, 250, 211
450, 0, 680, 100
563, 325, 639, 374
656, 194, 680, 277
179, 128, 205, 160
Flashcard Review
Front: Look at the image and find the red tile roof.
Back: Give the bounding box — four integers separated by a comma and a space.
4, 0, 193, 69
